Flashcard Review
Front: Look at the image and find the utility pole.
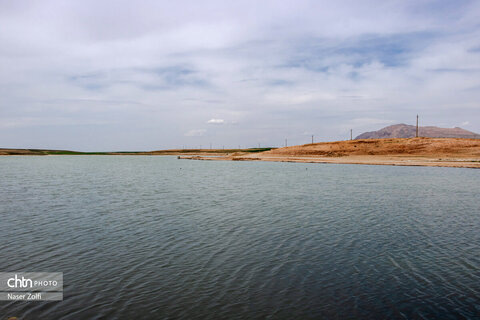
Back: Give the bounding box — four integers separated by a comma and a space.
311, 135, 314, 144
416, 114, 419, 138
350, 129, 353, 140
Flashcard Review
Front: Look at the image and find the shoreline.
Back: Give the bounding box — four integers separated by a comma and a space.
178, 138, 480, 169
3, 138, 480, 168
0, 148, 272, 156
178, 155, 480, 168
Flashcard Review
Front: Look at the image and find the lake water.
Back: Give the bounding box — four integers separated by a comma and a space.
1, 156, 479, 319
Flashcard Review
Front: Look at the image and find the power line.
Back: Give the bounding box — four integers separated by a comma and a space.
416, 114, 419, 137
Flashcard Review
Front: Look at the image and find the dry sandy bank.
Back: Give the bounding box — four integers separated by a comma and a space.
179, 138, 480, 168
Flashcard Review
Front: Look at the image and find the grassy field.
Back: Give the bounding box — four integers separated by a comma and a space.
0, 148, 274, 156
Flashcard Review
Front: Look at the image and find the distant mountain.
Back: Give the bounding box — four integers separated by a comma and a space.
356, 124, 480, 139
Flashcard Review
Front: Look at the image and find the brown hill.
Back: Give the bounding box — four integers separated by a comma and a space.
356, 124, 480, 139
182, 137, 480, 168
255, 137, 480, 157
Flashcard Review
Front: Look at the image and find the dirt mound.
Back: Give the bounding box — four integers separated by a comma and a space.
257, 138, 480, 158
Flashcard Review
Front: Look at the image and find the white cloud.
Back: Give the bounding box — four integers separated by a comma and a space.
1, 1, 480, 150
207, 118, 225, 124
184, 129, 206, 137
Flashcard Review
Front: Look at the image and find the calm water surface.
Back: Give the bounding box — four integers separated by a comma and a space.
1, 156, 479, 319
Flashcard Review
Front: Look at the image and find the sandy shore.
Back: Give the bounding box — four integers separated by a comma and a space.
3, 138, 480, 168
179, 155, 480, 168
179, 138, 480, 169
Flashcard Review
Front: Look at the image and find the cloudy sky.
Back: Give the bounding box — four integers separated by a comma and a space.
1, 0, 479, 151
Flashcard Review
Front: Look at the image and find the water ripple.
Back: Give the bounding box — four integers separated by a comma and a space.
0, 157, 479, 319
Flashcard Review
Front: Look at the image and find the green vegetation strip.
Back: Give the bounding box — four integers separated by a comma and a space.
2, 148, 274, 155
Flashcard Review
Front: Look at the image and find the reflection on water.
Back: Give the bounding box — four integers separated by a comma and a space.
0, 156, 479, 319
